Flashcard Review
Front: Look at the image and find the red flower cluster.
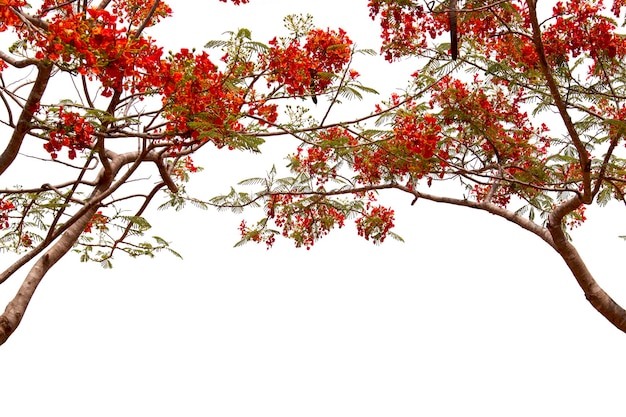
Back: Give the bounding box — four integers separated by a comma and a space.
368, 0, 445, 60
0, 0, 25, 33
431, 75, 550, 165
183, 156, 198, 173
159, 49, 246, 143
353, 108, 445, 184
43, 107, 95, 160
35, 7, 164, 96
269, 194, 346, 249
0, 199, 15, 230
246, 99, 278, 127
369, 0, 626, 70
158, 45, 281, 146
355, 202, 395, 243
542, 0, 626, 65
110, 0, 172, 27
566, 205, 587, 229
240, 192, 348, 250
291, 127, 355, 184
264, 28, 352, 97
171, 156, 200, 181
20, 233, 32, 248
84, 211, 108, 233
238, 220, 270, 247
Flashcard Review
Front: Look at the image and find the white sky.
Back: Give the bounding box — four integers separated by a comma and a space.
1, 1, 626, 416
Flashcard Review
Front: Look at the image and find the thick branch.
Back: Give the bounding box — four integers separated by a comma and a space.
0, 150, 149, 287
391, 183, 554, 247
251, 182, 555, 248
410, 182, 626, 331
0, 51, 40, 69
526, 0, 592, 202
547, 199, 626, 332
0, 203, 97, 345
449, 0, 458, 60
0, 63, 52, 176
0, 148, 155, 344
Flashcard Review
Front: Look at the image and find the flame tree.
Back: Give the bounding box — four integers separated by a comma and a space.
217, 0, 626, 333
0, 0, 367, 344
3, 0, 626, 344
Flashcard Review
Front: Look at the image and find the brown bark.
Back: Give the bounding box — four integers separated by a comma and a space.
0, 206, 98, 345
521, 0, 626, 329
394, 183, 626, 331
526, 0, 592, 201
548, 201, 626, 332
0, 63, 52, 176
0, 149, 171, 345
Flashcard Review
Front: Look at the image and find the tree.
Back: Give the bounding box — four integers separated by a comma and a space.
215, 0, 626, 333
0, 0, 370, 344
1, 0, 626, 348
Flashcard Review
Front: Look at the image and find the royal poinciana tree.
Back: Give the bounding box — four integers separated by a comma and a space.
220, 0, 626, 333
0, 0, 625, 345
0, 0, 368, 344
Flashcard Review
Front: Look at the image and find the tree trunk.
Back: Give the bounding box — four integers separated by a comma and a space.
548, 219, 626, 332
0, 205, 99, 345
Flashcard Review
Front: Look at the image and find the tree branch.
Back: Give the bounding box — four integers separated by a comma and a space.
527, 0, 592, 202
0, 63, 52, 176
547, 198, 626, 332
132, 0, 160, 38
0, 146, 163, 343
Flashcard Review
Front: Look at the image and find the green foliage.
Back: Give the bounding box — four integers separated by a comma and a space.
282, 14, 315, 39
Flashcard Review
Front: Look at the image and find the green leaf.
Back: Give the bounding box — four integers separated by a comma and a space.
352, 84, 379, 95
338, 86, 364, 100
388, 231, 405, 243
204, 39, 229, 49
165, 247, 183, 259
596, 186, 613, 207
238, 177, 266, 186
355, 48, 377, 56
236, 28, 252, 39
120, 215, 152, 232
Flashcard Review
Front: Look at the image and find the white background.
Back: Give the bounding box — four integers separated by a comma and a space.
1, 1, 626, 415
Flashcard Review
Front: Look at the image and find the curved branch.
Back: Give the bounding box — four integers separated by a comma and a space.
391, 183, 554, 247
547, 198, 626, 332
224, 181, 556, 248
0, 52, 40, 69
0, 199, 97, 345
0, 63, 52, 176
131, 0, 160, 39
154, 159, 178, 193
0, 146, 163, 343
106, 181, 166, 258
527, 0, 591, 201
0, 149, 150, 286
